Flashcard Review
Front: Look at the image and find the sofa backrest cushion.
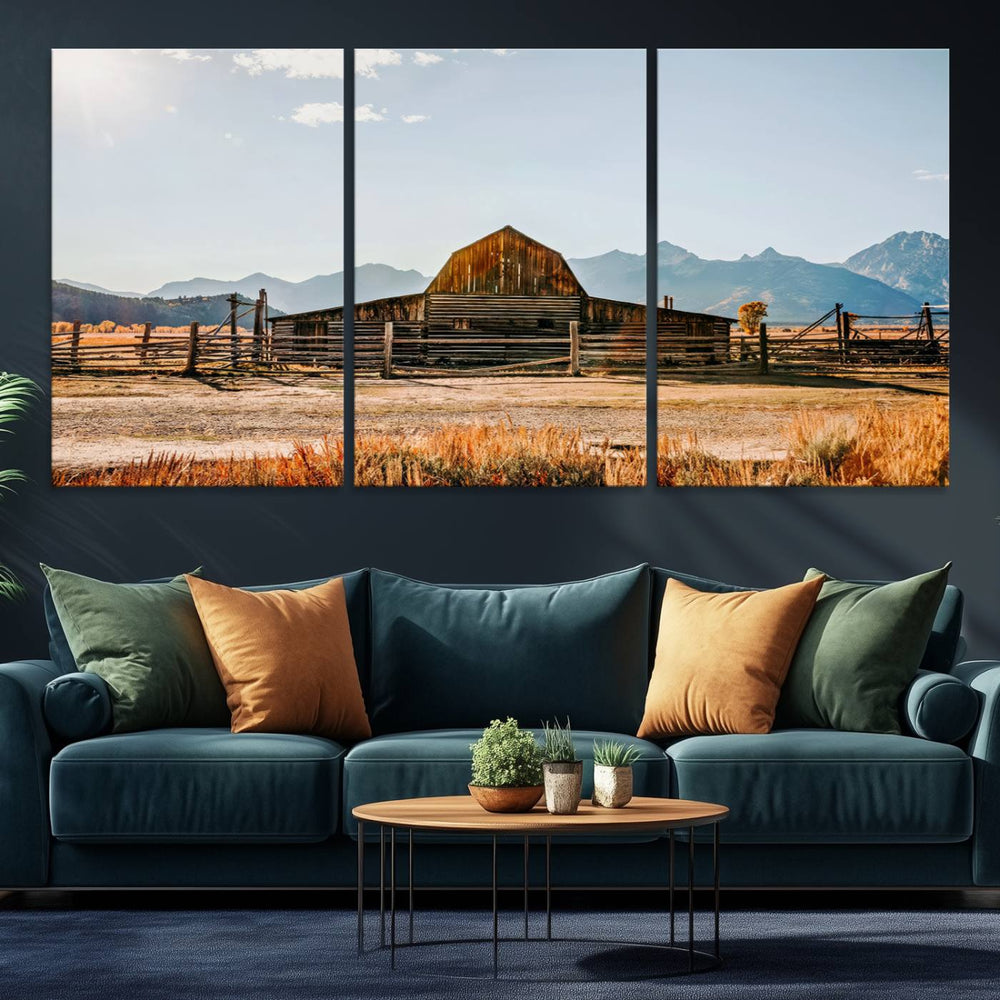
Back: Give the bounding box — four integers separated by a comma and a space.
368, 565, 651, 735
651, 567, 963, 675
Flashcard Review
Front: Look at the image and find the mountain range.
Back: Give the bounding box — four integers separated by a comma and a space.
51, 283, 274, 327
55, 231, 947, 325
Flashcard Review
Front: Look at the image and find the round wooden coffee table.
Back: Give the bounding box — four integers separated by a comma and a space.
352, 795, 728, 980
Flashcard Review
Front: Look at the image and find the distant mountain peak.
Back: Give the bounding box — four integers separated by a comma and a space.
841, 231, 948, 304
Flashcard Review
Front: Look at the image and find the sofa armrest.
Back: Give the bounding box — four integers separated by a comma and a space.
0, 659, 66, 887
951, 660, 1000, 885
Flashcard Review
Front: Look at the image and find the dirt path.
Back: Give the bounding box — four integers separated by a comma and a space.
355, 374, 646, 444
52, 374, 344, 470
52, 370, 946, 471
657, 371, 947, 459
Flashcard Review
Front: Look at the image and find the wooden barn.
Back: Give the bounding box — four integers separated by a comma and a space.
268, 226, 733, 372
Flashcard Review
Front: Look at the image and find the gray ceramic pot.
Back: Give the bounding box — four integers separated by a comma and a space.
543, 760, 583, 814
592, 764, 634, 808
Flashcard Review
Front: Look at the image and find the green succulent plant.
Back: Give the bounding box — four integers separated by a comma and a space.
469, 718, 543, 788
0, 373, 36, 601
592, 739, 642, 768
541, 717, 577, 763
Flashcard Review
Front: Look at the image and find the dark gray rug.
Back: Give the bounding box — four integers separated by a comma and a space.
0, 907, 998, 999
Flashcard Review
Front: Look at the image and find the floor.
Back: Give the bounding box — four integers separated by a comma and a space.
0, 890, 997, 1000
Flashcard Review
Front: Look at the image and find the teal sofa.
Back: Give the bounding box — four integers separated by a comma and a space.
1, 564, 997, 891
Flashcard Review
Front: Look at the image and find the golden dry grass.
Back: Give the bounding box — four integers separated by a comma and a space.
53, 438, 344, 487
53, 404, 947, 488
53, 424, 645, 487
355, 423, 645, 486
658, 400, 948, 486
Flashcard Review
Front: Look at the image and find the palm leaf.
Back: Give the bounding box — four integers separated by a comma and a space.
0, 372, 37, 601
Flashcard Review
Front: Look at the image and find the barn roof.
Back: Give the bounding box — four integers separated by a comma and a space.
424, 225, 585, 297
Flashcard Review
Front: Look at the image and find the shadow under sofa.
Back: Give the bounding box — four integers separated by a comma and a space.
2, 564, 998, 891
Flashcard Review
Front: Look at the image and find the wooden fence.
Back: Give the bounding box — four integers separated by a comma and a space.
52, 298, 949, 377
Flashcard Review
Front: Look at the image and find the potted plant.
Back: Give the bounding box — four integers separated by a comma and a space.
592, 739, 642, 808
541, 717, 582, 815
468, 717, 544, 812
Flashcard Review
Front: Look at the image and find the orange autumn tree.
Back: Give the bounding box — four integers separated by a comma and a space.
738, 300, 768, 338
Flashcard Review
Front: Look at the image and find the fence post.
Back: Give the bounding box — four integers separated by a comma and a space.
569, 320, 581, 376
922, 302, 935, 341
758, 322, 769, 374
252, 292, 264, 363
842, 311, 851, 361
228, 293, 240, 366
181, 322, 199, 376
139, 322, 152, 366
70, 321, 81, 369
835, 303, 844, 363
382, 322, 394, 379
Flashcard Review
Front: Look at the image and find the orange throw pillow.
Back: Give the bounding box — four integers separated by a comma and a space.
637, 576, 824, 738
186, 575, 371, 742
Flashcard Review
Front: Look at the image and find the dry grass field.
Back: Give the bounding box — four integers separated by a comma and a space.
51, 358, 948, 487
658, 399, 948, 487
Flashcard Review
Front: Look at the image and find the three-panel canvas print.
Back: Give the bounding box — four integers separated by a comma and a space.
51, 48, 949, 487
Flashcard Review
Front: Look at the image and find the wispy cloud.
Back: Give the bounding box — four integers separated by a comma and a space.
233, 49, 344, 79
161, 49, 211, 62
355, 49, 402, 78
913, 168, 949, 182
356, 104, 387, 123
290, 102, 344, 127
401, 114, 429, 124
413, 51, 443, 67
484, 49, 515, 56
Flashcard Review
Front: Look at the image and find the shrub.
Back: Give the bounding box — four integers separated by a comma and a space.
469, 718, 543, 788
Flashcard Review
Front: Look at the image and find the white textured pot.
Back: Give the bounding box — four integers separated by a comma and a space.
592, 764, 633, 808
543, 761, 583, 814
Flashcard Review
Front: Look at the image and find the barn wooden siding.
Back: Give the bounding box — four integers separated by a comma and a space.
271, 299, 732, 370
425, 226, 584, 297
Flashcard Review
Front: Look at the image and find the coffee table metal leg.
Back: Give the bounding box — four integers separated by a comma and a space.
688, 826, 695, 972
357, 819, 365, 956
523, 835, 529, 940
408, 827, 414, 945
713, 821, 720, 959
545, 836, 552, 941
379, 825, 386, 948
390, 827, 397, 969
491, 834, 499, 979
669, 829, 675, 946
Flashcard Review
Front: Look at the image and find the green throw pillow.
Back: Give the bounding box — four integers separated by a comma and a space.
41, 565, 230, 733
775, 564, 951, 734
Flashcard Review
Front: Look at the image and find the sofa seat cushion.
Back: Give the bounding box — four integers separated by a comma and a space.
668, 730, 973, 844
50, 729, 344, 844
343, 729, 669, 839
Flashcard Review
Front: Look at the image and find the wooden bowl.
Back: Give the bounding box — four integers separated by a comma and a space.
468, 783, 544, 813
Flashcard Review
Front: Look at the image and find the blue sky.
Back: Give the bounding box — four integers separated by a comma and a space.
659, 49, 949, 261
354, 49, 646, 275
52, 49, 344, 291
52, 48, 948, 291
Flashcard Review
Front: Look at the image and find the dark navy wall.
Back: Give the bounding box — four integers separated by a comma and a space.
1, 1, 996, 660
